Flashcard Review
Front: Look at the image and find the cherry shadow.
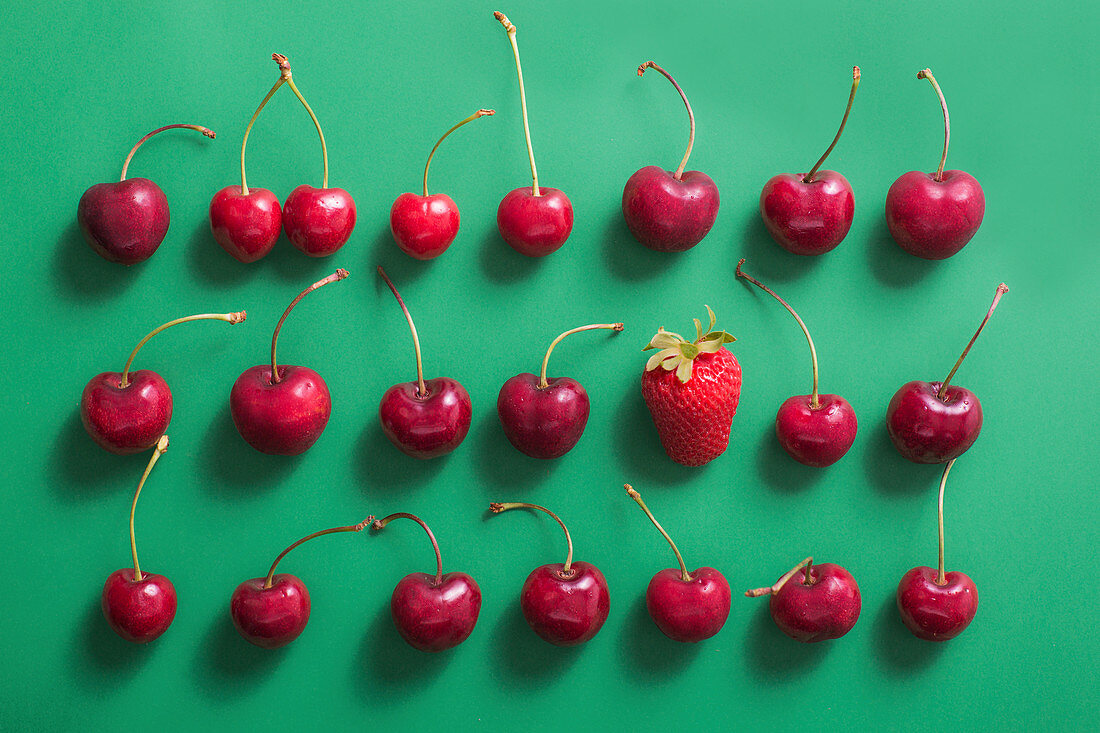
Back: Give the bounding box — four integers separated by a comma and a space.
871, 593, 945, 674
755, 431, 825, 493
354, 602, 450, 695
187, 217, 260, 287
493, 602, 582, 687
191, 610, 287, 698
863, 416, 938, 495
269, 235, 335, 283
354, 420, 449, 496
609, 386, 706, 488
53, 221, 141, 301
617, 594, 703, 678
369, 228, 435, 285
866, 218, 937, 288
479, 227, 541, 284
737, 213, 818, 282
600, 214, 678, 282
51, 410, 144, 502
73, 596, 159, 690
196, 407, 305, 498
743, 602, 830, 682
471, 410, 560, 493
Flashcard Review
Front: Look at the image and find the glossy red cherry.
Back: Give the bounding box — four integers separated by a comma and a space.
230, 269, 348, 455
498, 322, 624, 459
623, 62, 719, 252
886, 69, 985, 259
747, 557, 861, 642
887, 283, 1008, 463
80, 124, 215, 265
626, 485, 730, 642
490, 502, 610, 646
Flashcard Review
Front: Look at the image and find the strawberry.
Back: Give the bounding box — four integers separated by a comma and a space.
641, 306, 740, 466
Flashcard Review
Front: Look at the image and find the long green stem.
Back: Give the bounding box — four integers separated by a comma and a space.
625, 485, 691, 582
638, 61, 695, 180
372, 513, 444, 586
745, 557, 813, 597
120, 312, 246, 388
804, 66, 860, 182
240, 58, 289, 194
120, 124, 215, 182
377, 267, 426, 397
274, 53, 329, 188
936, 459, 957, 585
938, 283, 1009, 399
129, 436, 169, 581
270, 270, 349, 384
422, 109, 495, 196
490, 502, 573, 574
494, 12, 540, 196
263, 516, 374, 589
538, 323, 623, 389
917, 68, 950, 182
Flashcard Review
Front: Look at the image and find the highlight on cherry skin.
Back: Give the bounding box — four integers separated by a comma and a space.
622, 61, 719, 253
760, 67, 860, 256
230, 515, 374, 649
489, 502, 610, 646
230, 269, 349, 455
81, 311, 247, 455
391, 109, 495, 260
497, 322, 624, 459
493, 11, 573, 257
745, 556, 861, 643
101, 436, 176, 643
80, 123, 216, 265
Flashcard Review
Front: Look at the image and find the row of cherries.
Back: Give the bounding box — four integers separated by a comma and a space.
78, 12, 985, 269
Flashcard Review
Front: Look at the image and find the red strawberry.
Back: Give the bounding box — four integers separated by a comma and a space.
641, 307, 741, 466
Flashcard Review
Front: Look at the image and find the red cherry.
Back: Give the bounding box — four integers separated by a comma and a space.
747, 557, 861, 643
209, 186, 282, 263
283, 185, 356, 257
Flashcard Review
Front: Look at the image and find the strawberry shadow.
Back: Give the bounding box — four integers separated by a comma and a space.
617, 594, 703, 678
871, 593, 945, 674
493, 602, 582, 687
742, 602, 829, 681
354, 602, 450, 695
610, 386, 704, 487
191, 611, 287, 698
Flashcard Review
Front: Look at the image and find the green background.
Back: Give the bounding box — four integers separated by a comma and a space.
2, 0, 1095, 730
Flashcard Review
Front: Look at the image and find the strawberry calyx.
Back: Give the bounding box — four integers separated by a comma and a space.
643, 305, 736, 383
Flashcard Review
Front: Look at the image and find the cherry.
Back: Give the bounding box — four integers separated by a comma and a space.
736, 260, 857, 467
230, 269, 349, 455
81, 311, 246, 454
101, 436, 176, 643
760, 67, 860, 256
391, 109, 495, 260
622, 61, 719, 252
896, 459, 979, 641
493, 11, 573, 257
887, 283, 1008, 463
497, 322, 624, 459
80, 124, 216, 265
886, 69, 985, 260
746, 556, 861, 643
273, 54, 356, 257
626, 485, 730, 643
489, 502, 609, 646
371, 513, 482, 652
377, 267, 472, 459
230, 514, 374, 649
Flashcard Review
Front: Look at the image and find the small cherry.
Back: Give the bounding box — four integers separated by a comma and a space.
746, 556, 861, 643
209, 54, 291, 263
377, 267, 472, 459
887, 283, 1008, 464
102, 436, 176, 643
897, 459, 979, 641
622, 61, 719, 252
391, 109, 495, 260
80, 124, 216, 265
230, 269, 349, 455
275, 54, 357, 257
760, 67, 860, 256
81, 311, 246, 455
230, 515, 374, 649
489, 502, 610, 646
493, 11, 573, 257
497, 322, 624, 459
885, 68, 985, 260
626, 485, 730, 643
371, 513, 482, 652
736, 259, 857, 467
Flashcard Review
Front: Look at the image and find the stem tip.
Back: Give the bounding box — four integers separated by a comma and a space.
853, 66, 861, 80
493, 11, 514, 31
489, 502, 505, 513
273, 53, 292, 78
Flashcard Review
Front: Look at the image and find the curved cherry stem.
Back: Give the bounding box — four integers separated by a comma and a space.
936, 459, 957, 586
745, 556, 813, 597
538, 323, 624, 389
638, 61, 695, 181
270, 269, 349, 384
737, 259, 820, 408
274, 53, 330, 188
494, 11, 540, 196
240, 57, 291, 195
938, 283, 1009, 400
377, 267, 426, 398
625, 485, 691, 582
804, 66, 860, 182
120, 312, 246, 388
918, 69, 950, 182
372, 513, 444, 586
129, 435, 169, 582
490, 502, 573, 575
422, 109, 495, 197
263, 515, 374, 589
120, 124, 215, 182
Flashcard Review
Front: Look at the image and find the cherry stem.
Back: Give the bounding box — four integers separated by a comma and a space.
270, 270, 349, 384
263, 515, 374, 589
120, 312, 246, 388
625, 484, 691, 582
422, 109, 495, 197
936, 459, 957, 585
274, 53, 330, 188
120, 124, 216, 182
372, 513, 444, 587
538, 323, 623, 389
737, 259, 820, 408
494, 11, 540, 196
638, 61, 695, 181
240, 58, 290, 195
937, 283, 1009, 400
918, 68, 950, 182
490, 502, 573, 575
377, 266, 426, 397
804, 66, 860, 183
745, 556, 813, 597
129, 435, 169, 582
